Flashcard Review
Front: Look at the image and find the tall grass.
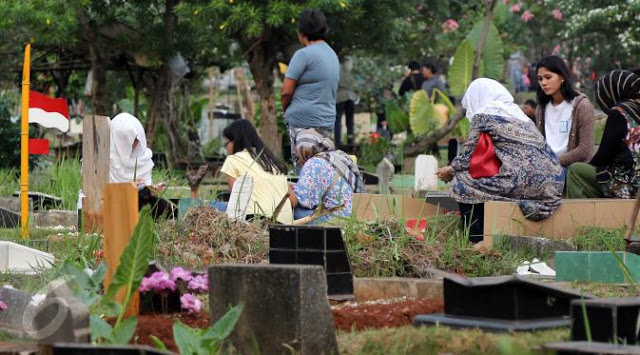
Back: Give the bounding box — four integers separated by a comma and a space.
30, 157, 82, 210
0, 169, 18, 197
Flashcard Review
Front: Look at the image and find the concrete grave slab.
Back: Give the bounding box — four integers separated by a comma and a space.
0, 206, 19, 228
0, 280, 90, 345
0, 197, 31, 213
32, 210, 77, 228
209, 264, 338, 355
33, 279, 90, 344
0, 242, 55, 274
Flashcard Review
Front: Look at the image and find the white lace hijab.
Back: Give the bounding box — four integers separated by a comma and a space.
109, 113, 154, 185
461, 78, 530, 123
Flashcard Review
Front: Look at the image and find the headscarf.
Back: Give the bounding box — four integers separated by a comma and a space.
109, 113, 154, 185
461, 78, 531, 123
294, 129, 364, 193
596, 70, 640, 123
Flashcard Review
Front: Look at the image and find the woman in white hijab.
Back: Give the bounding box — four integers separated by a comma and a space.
436, 78, 563, 243
109, 113, 155, 185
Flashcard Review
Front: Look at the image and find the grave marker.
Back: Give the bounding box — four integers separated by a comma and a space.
82, 115, 110, 233
209, 264, 338, 354
103, 182, 139, 317
414, 154, 438, 192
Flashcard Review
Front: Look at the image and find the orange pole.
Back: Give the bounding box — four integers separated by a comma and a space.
20, 43, 31, 239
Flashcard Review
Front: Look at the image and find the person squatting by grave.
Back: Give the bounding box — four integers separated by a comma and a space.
281, 9, 339, 168
567, 70, 640, 199
436, 78, 563, 243
535, 56, 595, 174
211, 119, 293, 224
109, 113, 172, 218
288, 129, 364, 225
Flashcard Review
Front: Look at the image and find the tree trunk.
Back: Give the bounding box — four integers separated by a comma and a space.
79, 12, 109, 115
235, 67, 255, 123
248, 40, 281, 157
472, 0, 498, 79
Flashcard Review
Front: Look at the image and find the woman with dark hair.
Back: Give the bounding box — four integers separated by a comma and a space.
535, 55, 595, 168
215, 119, 293, 223
281, 9, 340, 166
567, 70, 640, 199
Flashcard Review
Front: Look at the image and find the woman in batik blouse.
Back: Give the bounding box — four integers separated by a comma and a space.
436, 78, 564, 243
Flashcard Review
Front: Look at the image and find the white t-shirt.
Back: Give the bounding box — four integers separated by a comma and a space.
545, 100, 574, 155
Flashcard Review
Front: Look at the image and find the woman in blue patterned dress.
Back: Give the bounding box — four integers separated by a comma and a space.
436, 78, 564, 243
289, 129, 364, 224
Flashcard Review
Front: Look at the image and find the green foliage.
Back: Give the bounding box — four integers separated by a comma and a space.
358, 138, 393, 171
409, 90, 438, 136
171, 304, 244, 355
466, 20, 504, 80
448, 39, 475, 97
385, 100, 409, 134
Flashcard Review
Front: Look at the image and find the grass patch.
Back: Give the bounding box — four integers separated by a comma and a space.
341, 214, 547, 278
568, 227, 625, 251
337, 325, 569, 355
572, 282, 640, 298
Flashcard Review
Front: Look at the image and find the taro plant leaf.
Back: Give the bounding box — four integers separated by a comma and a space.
150, 335, 168, 351
90, 315, 113, 343
204, 304, 244, 342
103, 205, 154, 327
108, 317, 137, 345
448, 39, 475, 97
467, 19, 504, 80
432, 88, 457, 116
409, 90, 438, 136
92, 262, 107, 287
173, 320, 200, 354
385, 100, 410, 134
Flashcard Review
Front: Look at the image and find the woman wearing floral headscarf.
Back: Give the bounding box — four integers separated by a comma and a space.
567, 70, 640, 198
436, 78, 563, 243
289, 129, 364, 224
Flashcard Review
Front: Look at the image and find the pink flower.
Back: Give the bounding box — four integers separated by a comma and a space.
521, 10, 534, 22
552, 44, 561, 55
180, 293, 202, 313
509, 4, 520, 13
188, 274, 208, 292
552, 9, 562, 21
139, 271, 176, 293
0, 301, 7, 311
170, 267, 193, 282
441, 19, 459, 33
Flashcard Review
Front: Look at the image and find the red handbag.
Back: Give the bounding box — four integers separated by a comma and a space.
469, 132, 501, 179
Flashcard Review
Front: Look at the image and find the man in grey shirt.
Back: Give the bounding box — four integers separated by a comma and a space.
281, 9, 339, 166
421, 62, 446, 97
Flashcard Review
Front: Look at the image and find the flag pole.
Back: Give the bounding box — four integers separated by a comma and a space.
20, 43, 31, 240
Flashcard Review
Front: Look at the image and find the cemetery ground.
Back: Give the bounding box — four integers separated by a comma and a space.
0, 159, 638, 354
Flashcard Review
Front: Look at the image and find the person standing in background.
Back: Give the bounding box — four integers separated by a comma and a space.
398, 61, 424, 97
335, 56, 357, 147
421, 62, 446, 97
281, 9, 339, 168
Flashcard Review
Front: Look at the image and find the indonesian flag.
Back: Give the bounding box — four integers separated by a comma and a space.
28, 91, 69, 132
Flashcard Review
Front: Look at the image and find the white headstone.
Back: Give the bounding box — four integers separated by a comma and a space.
0, 242, 55, 274
415, 154, 438, 192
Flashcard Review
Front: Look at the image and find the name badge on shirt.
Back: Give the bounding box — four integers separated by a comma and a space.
560, 120, 569, 134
